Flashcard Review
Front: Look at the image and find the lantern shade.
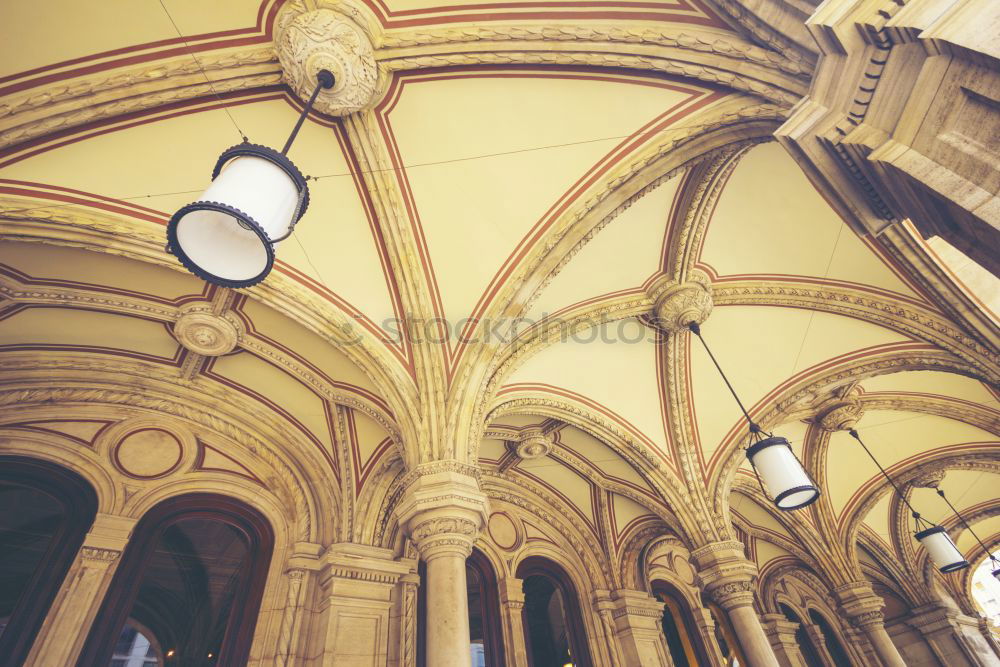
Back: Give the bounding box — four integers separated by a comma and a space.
167, 144, 309, 288
746, 436, 820, 510
992, 566, 1000, 582
914, 526, 969, 572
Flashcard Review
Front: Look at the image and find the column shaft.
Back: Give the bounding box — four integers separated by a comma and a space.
727, 604, 781, 667
425, 551, 473, 666
859, 621, 907, 667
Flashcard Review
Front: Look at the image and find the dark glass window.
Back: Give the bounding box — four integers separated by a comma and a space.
654, 587, 707, 667
0, 457, 97, 664
78, 494, 273, 667
466, 549, 505, 667
523, 575, 574, 666
808, 609, 852, 666
780, 604, 824, 667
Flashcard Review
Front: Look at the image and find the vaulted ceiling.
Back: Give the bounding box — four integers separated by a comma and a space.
1, 0, 997, 610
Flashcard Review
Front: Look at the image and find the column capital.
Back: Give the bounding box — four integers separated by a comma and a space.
608, 589, 667, 621
691, 540, 759, 610
831, 580, 885, 624
394, 463, 489, 561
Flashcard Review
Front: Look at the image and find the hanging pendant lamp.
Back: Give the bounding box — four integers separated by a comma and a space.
935, 488, 997, 580
166, 69, 335, 288
687, 322, 819, 510
847, 430, 968, 573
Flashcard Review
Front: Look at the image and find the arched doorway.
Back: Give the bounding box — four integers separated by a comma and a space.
78, 493, 274, 666
0, 456, 98, 664
517, 556, 592, 667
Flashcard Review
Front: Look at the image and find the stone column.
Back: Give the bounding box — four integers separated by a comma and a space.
833, 581, 906, 667
761, 613, 808, 667
316, 543, 413, 666
395, 465, 488, 667
500, 577, 529, 667
692, 541, 780, 667
24, 513, 136, 667
605, 589, 671, 666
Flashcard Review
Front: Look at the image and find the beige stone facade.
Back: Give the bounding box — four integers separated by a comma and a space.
0, 0, 998, 665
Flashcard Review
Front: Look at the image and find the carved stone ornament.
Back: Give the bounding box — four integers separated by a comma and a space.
410, 517, 477, 542
816, 399, 864, 432
647, 270, 713, 333
911, 469, 946, 489
849, 609, 885, 628
516, 427, 553, 460
707, 580, 755, 606
276, 8, 378, 116
173, 308, 241, 356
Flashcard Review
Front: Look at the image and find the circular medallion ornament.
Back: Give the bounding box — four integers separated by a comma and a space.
277, 9, 378, 116
516, 427, 553, 460
487, 512, 520, 551
173, 309, 240, 356
113, 428, 183, 479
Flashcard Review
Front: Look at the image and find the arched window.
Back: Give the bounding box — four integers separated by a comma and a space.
467, 549, 505, 667
0, 456, 98, 665
779, 604, 823, 667
78, 494, 273, 667
517, 557, 592, 667
651, 583, 710, 667
807, 609, 852, 666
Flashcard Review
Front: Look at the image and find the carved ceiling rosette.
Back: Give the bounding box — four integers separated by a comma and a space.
647, 269, 713, 334
173, 304, 243, 356
275, 8, 379, 116
515, 427, 553, 460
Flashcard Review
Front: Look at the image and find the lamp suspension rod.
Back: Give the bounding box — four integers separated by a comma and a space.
936, 488, 998, 564
848, 429, 925, 522
281, 69, 335, 155
687, 322, 759, 431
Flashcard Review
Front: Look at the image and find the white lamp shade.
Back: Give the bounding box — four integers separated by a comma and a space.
167, 144, 308, 287
746, 437, 820, 510
915, 526, 969, 573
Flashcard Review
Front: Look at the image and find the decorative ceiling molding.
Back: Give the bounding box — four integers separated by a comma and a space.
339, 110, 450, 463
842, 450, 1000, 569
0, 199, 421, 445
0, 48, 281, 151
485, 396, 701, 545
710, 348, 986, 523
710, 278, 998, 382
706, 0, 818, 66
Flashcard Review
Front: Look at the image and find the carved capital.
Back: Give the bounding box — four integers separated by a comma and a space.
515, 427, 553, 460
911, 469, 946, 489
80, 546, 120, 563
706, 580, 755, 608
276, 8, 378, 116
394, 464, 488, 560
173, 306, 241, 356
849, 609, 885, 628
815, 398, 864, 432
647, 270, 713, 333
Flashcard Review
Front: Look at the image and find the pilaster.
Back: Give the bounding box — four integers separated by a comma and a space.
607, 589, 671, 667
761, 613, 808, 667
24, 513, 136, 667
500, 578, 529, 667
908, 603, 1000, 667
315, 543, 414, 667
